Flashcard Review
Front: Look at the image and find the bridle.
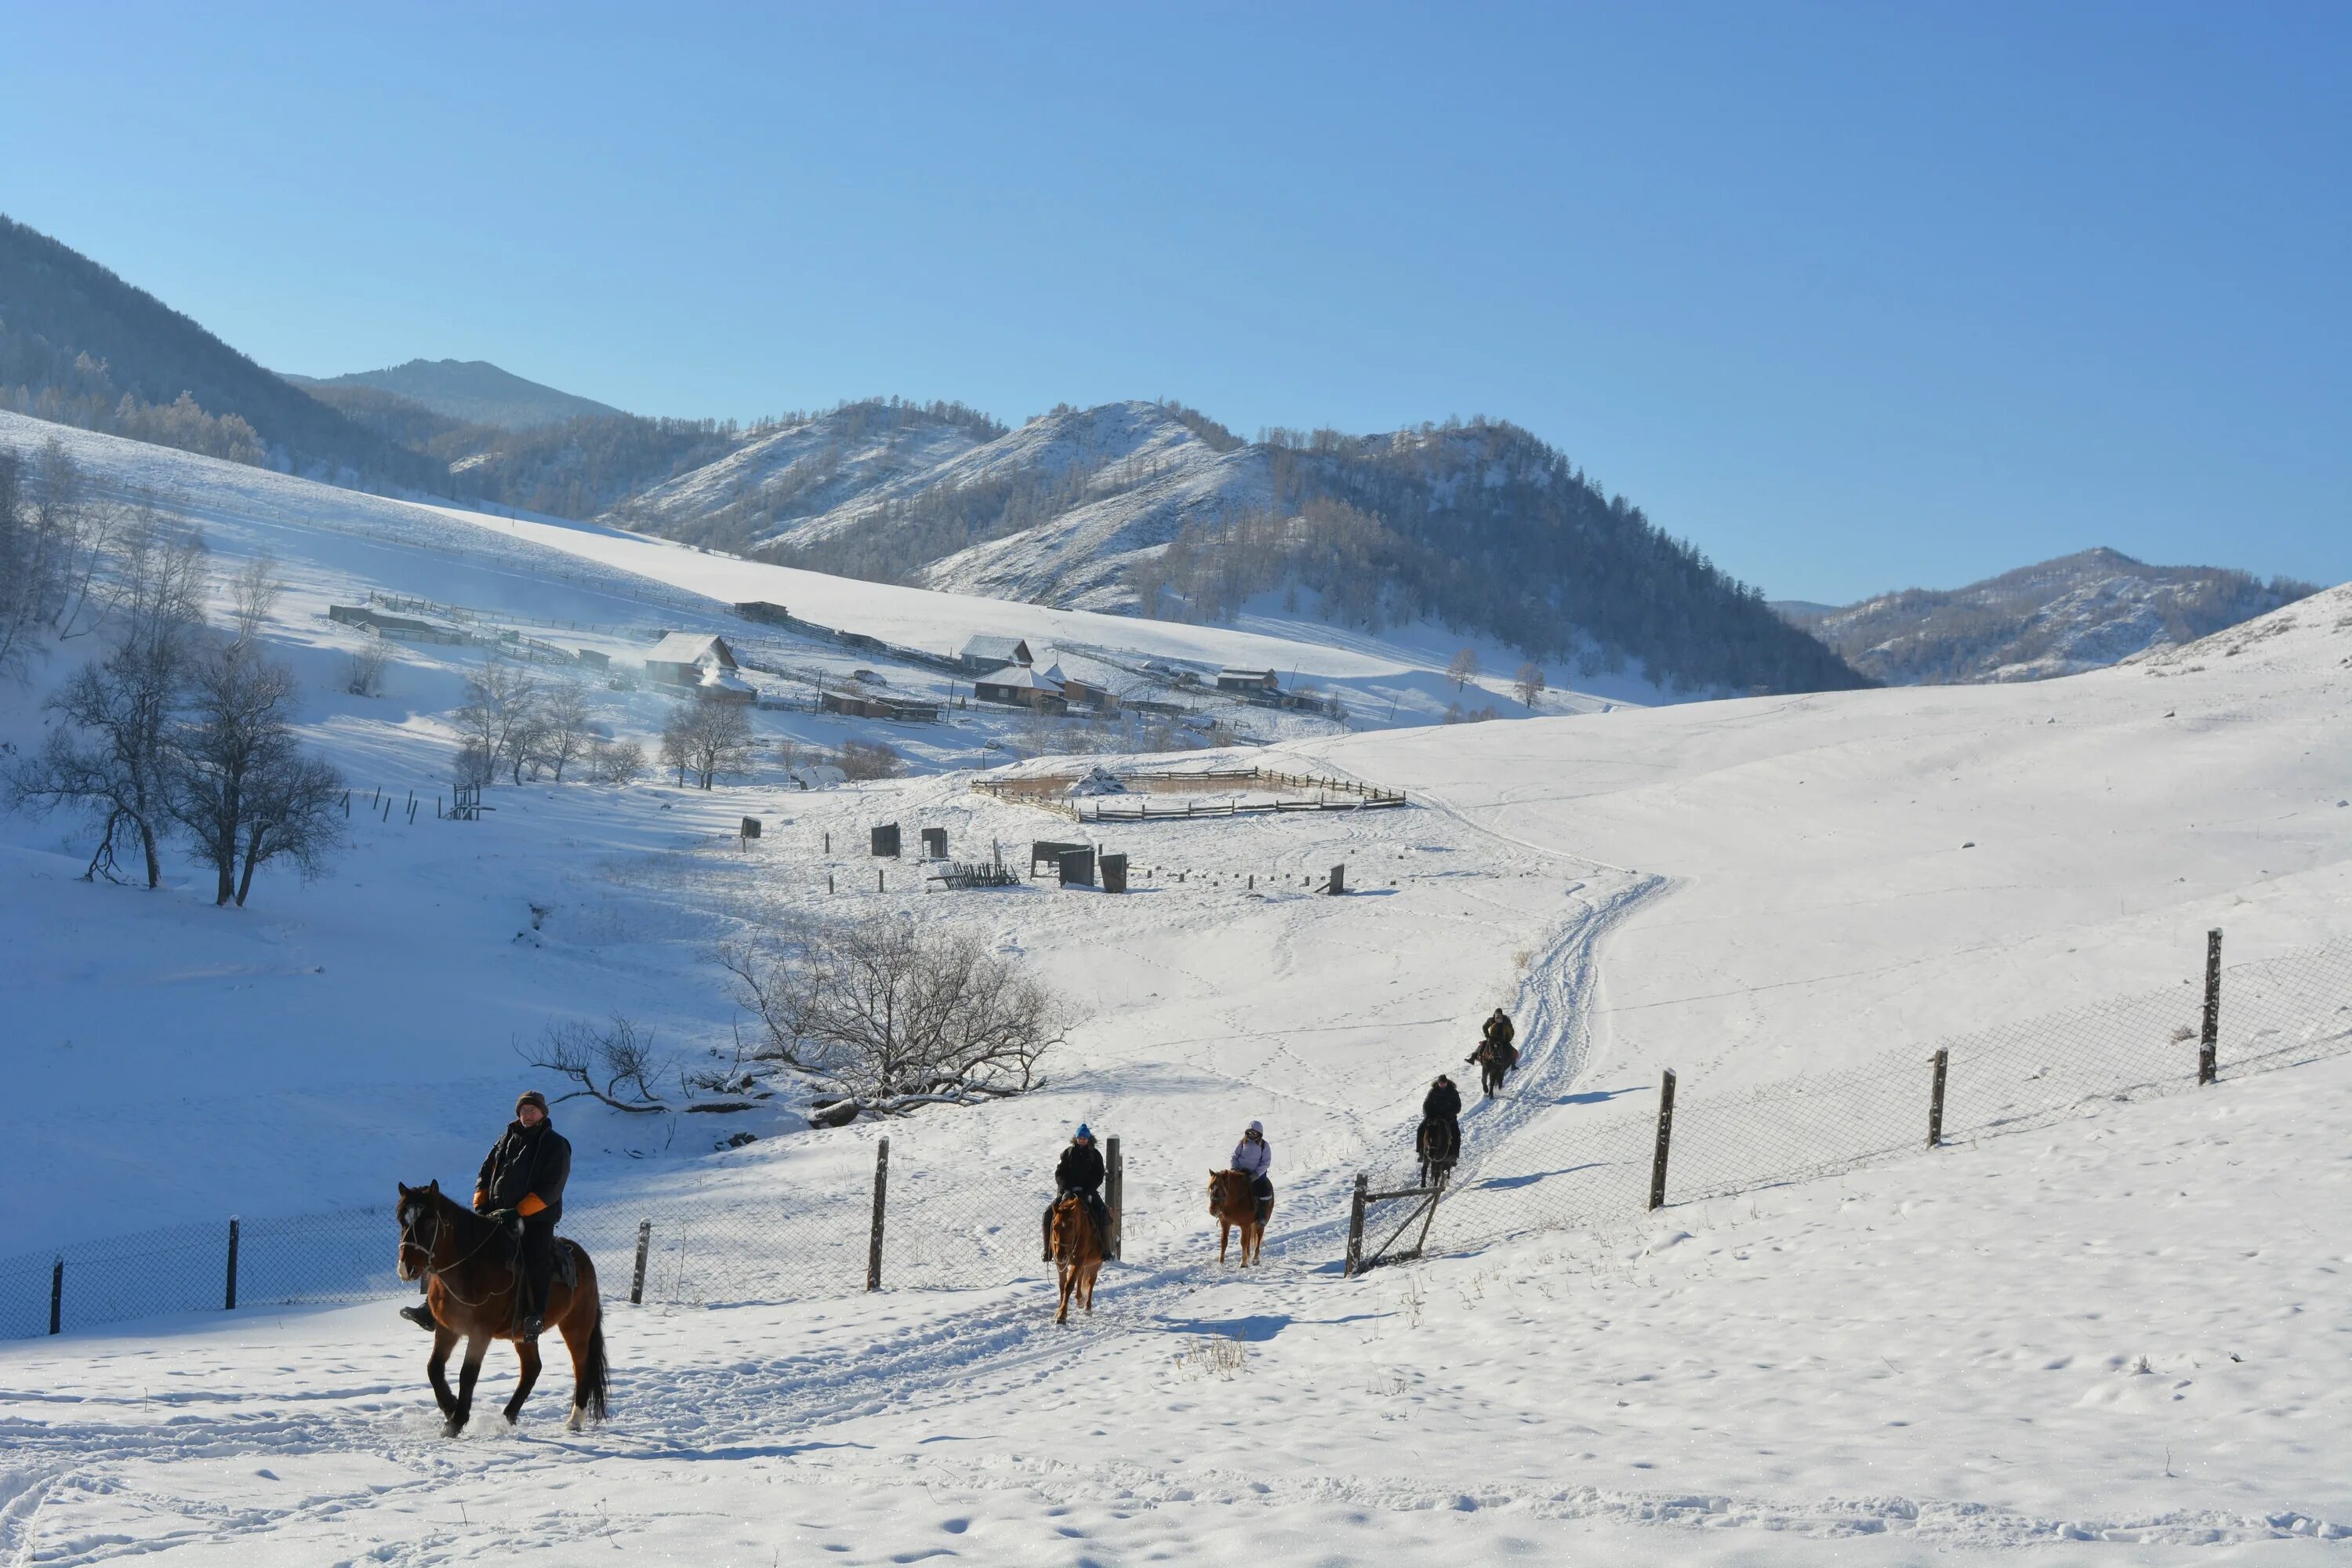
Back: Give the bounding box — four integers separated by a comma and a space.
398, 1194, 511, 1305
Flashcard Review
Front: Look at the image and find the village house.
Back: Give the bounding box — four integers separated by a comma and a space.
644, 632, 756, 702
973, 661, 1067, 713
1216, 667, 1280, 694
959, 634, 1033, 673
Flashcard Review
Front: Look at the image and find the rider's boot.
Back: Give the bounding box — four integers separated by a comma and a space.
521, 1312, 545, 1343
398, 1303, 437, 1331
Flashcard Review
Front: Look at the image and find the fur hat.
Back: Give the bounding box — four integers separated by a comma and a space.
516, 1091, 550, 1117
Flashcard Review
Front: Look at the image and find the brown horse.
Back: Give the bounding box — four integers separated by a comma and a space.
394, 1181, 609, 1436
1047, 1194, 1105, 1324
1207, 1169, 1271, 1265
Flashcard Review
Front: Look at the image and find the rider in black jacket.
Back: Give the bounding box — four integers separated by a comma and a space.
402, 1091, 572, 1338
1044, 1124, 1109, 1260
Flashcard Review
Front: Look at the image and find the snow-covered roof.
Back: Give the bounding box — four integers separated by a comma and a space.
975, 662, 1062, 691
699, 666, 755, 694
961, 634, 1031, 664
647, 632, 734, 666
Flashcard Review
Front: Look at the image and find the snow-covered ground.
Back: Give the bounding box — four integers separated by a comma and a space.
2, 412, 2347, 1563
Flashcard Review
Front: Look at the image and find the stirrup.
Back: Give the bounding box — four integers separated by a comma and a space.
521, 1313, 545, 1342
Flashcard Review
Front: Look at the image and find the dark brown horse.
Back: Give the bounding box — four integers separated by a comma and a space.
394, 1181, 609, 1435
1047, 1194, 1104, 1324
1207, 1169, 1271, 1265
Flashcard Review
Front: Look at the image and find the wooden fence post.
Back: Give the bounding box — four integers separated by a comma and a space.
1345, 1174, 1368, 1276
1647, 1069, 1677, 1211
630, 1220, 651, 1305
49, 1258, 62, 1334
1928, 1050, 1948, 1149
224, 1218, 240, 1310
866, 1137, 891, 1291
2199, 927, 2222, 1084
1105, 1136, 1123, 1261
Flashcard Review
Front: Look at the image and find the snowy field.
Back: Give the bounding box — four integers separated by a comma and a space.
1, 413, 2348, 1563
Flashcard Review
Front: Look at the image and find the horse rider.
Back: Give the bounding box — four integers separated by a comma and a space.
399, 1091, 572, 1340
1469, 1007, 1519, 1072
1043, 1124, 1110, 1261
1423, 1073, 1464, 1129
1231, 1120, 1274, 1219
1420, 1074, 1464, 1165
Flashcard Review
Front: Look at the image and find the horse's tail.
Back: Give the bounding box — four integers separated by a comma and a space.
581, 1307, 611, 1422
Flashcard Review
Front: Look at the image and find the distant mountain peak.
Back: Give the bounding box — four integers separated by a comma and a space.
291, 358, 624, 430
1785, 550, 2317, 684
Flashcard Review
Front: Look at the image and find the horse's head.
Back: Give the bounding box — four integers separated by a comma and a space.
1206, 1169, 1243, 1213
394, 1179, 444, 1282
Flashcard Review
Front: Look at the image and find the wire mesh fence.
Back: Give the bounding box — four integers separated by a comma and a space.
9, 935, 2347, 1334
1352, 934, 2352, 1272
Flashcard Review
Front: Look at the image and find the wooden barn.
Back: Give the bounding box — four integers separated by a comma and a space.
1217, 667, 1280, 694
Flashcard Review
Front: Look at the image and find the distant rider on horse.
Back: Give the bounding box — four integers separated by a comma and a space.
1232, 1120, 1274, 1220
1468, 1008, 1519, 1095
1418, 1075, 1464, 1182
1044, 1124, 1111, 1261
401, 1091, 572, 1341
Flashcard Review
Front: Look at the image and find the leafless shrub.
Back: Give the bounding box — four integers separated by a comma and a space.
833, 738, 906, 781
228, 553, 284, 643
346, 642, 389, 697
723, 916, 1070, 1118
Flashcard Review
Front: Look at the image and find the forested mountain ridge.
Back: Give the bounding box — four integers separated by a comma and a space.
0, 215, 445, 489
1783, 548, 2318, 684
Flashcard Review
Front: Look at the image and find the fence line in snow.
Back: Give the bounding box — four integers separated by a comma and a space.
1347, 931, 2352, 1273
6, 932, 2347, 1338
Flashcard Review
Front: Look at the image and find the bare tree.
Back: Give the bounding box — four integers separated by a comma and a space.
231, 746, 342, 907
724, 916, 1069, 1118
1446, 647, 1480, 691
0, 441, 120, 677
5, 522, 208, 886
167, 637, 343, 906
532, 678, 593, 782
345, 642, 389, 697
1513, 661, 1547, 706
527, 1015, 755, 1115
586, 735, 646, 785
453, 659, 541, 786
228, 553, 285, 644
661, 699, 754, 789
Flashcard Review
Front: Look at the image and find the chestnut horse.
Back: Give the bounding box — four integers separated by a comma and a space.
1047, 1194, 1104, 1324
394, 1180, 609, 1435
1207, 1169, 1271, 1265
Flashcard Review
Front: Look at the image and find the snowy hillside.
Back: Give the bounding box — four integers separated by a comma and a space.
1786, 547, 2317, 684
2, 408, 2347, 1563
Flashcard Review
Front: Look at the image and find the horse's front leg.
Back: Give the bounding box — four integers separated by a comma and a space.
448, 1332, 491, 1436
426, 1325, 459, 1419
1218, 1222, 1231, 1264
503, 1334, 543, 1425
1054, 1263, 1073, 1325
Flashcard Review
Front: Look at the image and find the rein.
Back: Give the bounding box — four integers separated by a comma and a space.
403, 1199, 514, 1308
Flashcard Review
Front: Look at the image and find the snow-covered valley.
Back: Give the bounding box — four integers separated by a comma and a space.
2, 412, 2348, 1565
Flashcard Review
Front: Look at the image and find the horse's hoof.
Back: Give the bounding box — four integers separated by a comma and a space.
442, 1418, 466, 1438
566, 1407, 586, 1432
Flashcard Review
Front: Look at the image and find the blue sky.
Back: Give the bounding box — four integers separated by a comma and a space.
3, 2, 2343, 603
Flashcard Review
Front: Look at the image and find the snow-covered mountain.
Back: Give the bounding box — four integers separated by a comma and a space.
1784, 546, 2317, 684
610, 401, 1864, 697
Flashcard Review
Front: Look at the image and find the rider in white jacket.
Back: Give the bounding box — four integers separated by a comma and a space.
1232, 1121, 1272, 1208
